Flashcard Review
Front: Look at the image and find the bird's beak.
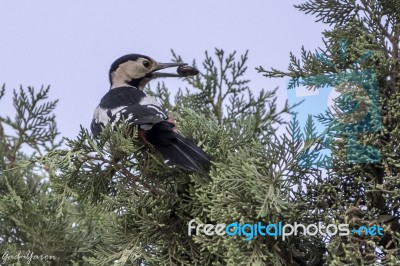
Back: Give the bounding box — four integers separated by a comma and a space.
151, 62, 188, 78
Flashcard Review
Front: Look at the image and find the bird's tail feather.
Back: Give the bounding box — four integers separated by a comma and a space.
154, 134, 210, 172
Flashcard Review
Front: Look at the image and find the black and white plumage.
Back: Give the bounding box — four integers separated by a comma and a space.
91, 54, 210, 172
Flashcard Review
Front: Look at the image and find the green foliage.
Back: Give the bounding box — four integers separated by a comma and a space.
3, 2, 399, 264
259, 0, 400, 264
0, 85, 102, 265
156, 49, 289, 134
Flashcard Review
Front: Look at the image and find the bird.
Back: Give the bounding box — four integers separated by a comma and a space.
91, 54, 210, 173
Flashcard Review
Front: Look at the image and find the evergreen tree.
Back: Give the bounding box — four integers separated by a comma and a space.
2, 2, 399, 265
260, 0, 400, 264
0, 85, 99, 265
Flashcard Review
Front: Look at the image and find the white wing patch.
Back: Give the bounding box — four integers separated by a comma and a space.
93, 94, 168, 135
139, 95, 161, 106
93, 106, 110, 125
93, 106, 125, 126
147, 105, 167, 119
139, 96, 168, 120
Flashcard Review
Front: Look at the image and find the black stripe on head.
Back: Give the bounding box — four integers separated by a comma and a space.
109, 54, 152, 85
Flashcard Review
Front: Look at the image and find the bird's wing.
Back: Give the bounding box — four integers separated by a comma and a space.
91, 86, 169, 137
114, 104, 168, 126
91, 103, 168, 137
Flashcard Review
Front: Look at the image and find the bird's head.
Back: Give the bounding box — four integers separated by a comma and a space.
109, 54, 192, 90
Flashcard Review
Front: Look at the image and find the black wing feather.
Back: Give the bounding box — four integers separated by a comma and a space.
146, 123, 210, 172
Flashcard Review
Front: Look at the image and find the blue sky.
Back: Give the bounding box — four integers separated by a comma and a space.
0, 1, 326, 139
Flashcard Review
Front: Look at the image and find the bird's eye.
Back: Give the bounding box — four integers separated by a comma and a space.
143, 60, 150, 68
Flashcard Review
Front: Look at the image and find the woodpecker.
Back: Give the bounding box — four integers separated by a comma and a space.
91, 54, 210, 172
